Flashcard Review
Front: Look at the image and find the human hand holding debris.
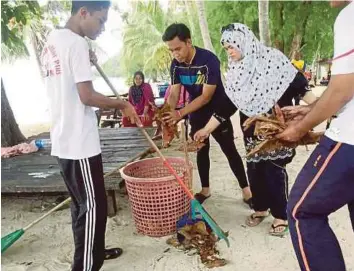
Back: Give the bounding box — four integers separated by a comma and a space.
276, 122, 308, 142
153, 104, 179, 147
162, 110, 182, 125
281, 105, 311, 121
194, 128, 210, 142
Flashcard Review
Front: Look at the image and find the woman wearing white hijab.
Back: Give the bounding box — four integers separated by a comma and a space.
195, 23, 316, 237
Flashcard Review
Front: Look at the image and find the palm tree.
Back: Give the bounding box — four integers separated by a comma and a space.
120, 1, 174, 81
1, 0, 70, 146
258, 0, 271, 46
195, 0, 215, 53
28, 1, 71, 75
1, 1, 44, 146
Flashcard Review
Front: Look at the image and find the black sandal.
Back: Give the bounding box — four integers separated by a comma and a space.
104, 247, 123, 260
194, 193, 211, 204
269, 224, 288, 237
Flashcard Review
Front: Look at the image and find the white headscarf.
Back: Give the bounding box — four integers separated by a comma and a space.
221, 23, 297, 117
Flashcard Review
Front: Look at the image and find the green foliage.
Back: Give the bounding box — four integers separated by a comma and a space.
205, 1, 339, 69
3, 0, 339, 78
301, 2, 339, 61
205, 1, 259, 69
43, 0, 71, 26
120, 1, 207, 81
270, 1, 339, 61
120, 1, 171, 80
1, 0, 41, 62
1, 0, 72, 63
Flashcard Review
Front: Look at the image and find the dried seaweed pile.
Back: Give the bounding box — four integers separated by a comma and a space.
177, 140, 206, 152
166, 221, 226, 268
243, 105, 324, 157
153, 103, 179, 148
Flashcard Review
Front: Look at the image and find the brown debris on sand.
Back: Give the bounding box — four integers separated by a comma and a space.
166, 221, 227, 269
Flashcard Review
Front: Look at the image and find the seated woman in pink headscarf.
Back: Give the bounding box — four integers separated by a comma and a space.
123, 71, 155, 127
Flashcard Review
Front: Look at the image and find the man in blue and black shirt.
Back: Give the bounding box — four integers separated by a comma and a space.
162, 23, 252, 205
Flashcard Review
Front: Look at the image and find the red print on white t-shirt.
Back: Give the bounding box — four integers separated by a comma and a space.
41, 45, 61, 77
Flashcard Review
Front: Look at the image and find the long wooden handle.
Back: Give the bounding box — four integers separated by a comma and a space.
94, 63, 120, 97
23, 197, 71, 231
23, 147, 153, 232
93, 62, 195, 200
181, 123, 192, 186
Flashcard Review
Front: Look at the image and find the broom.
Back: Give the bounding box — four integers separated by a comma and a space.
1, 148, 152, 253
1, 197, 71, 253
93, 62, 230, 247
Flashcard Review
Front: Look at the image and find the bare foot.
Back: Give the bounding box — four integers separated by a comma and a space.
199, 187, 211, 197
242, 186, 252, 200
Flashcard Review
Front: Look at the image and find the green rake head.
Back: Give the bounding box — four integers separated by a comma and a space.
1, 229, 25, 253
191, 199, 230, 247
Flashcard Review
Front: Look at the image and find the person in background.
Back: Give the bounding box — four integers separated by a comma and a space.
123, 71, 155, 127
41, 1, 141, 270
291, 51, 307, 105
278, 1, 354, 270
304, 69, 312, 82
291, 51, 306, 73
327, 69, 332, 80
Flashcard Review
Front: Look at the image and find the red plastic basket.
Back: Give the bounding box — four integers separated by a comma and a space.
120, 157, 192, 237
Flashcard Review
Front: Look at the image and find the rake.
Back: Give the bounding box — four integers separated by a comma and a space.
1, 197, 71, 253
94, 62, 230, 247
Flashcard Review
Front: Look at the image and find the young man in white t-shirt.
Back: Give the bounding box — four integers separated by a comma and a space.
278, 1, 354, 270
41, 1, 140, 270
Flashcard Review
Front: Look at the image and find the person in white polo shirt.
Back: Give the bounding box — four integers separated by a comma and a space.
277, 1, 354, 270
41, 1, 140, 270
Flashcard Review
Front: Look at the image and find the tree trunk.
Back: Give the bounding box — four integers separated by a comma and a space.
272, 1, 284, 52
288, 1, 312, 59
30, 30, 45, 82
289, 33, 303, 59
195, 0, 215, 53
258, 0, 271, 46
1, 79, 26, 147
184, 0, 197, 36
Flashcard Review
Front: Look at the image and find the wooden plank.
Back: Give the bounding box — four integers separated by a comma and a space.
1, 127, 156, 194
27, 127, 155, 139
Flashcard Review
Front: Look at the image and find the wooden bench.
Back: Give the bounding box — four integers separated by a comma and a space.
1, 128, 156, 217
96, 108, 122, 128
96, 94, 129, 128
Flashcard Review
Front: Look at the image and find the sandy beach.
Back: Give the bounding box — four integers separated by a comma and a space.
2, 87, 353, 271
